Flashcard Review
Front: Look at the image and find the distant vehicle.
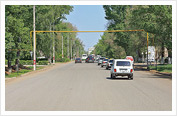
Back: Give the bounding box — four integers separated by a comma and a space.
101, 58, 109, 67
98, 57, 105, 65
75, 58, 82, 63
91, 54, 95, 59
106, 59, 114, 70
95, 55, 101, 61
85, 56, 94, 63
110, 59, 134, 80
82, 54, 88, 61
126, 56, 134, 64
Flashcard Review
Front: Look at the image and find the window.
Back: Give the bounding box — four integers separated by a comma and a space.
109, 60, 113, 62
116, 61, 130, 66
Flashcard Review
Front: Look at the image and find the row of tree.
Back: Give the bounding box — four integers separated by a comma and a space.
5, 5, 84, 72
93, 5, 172, 62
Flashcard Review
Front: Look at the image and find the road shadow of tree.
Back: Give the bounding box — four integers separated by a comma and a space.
148, 74, 172, 80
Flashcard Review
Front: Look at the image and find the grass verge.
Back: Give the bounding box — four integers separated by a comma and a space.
149, 64, 172, 73
5, 66, 45, 78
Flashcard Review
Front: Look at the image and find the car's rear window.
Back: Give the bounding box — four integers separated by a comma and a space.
82, 55, 87, 57
104, 59, 108, 61
76, 58, 81, 60
116, 61, 130, 66
100, 58, 104, 60
109, 60, 113, 62
88, 56, 93, 58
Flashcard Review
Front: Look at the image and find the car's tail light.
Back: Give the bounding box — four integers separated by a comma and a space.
131, 69, 133, 72
114, 69, 116, 72
103, 61, 105, 63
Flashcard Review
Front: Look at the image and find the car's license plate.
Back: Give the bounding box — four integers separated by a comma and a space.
120, 69, 127, 73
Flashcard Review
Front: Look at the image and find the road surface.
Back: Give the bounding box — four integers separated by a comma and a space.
6, 62, 172, 111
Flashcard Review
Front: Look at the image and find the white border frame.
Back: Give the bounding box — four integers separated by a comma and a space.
1, 0, 176, 115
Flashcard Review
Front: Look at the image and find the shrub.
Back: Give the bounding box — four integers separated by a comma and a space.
19, 60, 33, 65
38, 61, 48, 65
56, 58, 70, 62
5, 60, 8, 65
5, 60, 16, 65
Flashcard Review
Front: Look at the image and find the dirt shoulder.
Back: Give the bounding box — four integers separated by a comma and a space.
5, 61, 74, 85
134, 63, 172, 78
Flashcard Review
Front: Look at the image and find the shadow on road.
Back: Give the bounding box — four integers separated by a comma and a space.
149, 74, 172, 80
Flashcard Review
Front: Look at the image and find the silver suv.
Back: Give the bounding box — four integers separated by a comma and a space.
106, 59, 114, 70
110, 59, 134, 80
98, 57, 105, 65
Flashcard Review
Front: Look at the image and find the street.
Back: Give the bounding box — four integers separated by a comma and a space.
5, 61, 172, 111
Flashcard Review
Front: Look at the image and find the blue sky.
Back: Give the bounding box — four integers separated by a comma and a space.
65, 5, 108, 51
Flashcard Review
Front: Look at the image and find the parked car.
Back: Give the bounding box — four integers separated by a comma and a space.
106, 59, 114, 70
95, 55, 101, 61
98, 57, 105, 65
101, 58, 109, 67
75, 58, 82, 63
110, 59, 134, 80
85, 56, 94, 63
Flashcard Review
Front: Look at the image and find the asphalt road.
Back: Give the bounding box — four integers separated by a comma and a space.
5, 61, 172, 111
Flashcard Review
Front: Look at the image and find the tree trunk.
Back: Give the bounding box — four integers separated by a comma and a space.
15, 51, 20, 72
8, 59, 12, 73
161, 43, 164, 64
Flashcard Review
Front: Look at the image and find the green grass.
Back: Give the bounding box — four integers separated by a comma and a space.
149, 64, 172, 73
5, 66, 45, 78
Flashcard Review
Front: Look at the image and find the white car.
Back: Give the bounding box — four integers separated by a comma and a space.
98, 57, 105, 65
82, 54, 87, 60
110, 59, 134, 80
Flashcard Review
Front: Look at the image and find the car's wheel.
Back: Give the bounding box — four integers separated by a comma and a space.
111, 74, 115, 79
106, 67, 108, 70
128, 75, 133, 80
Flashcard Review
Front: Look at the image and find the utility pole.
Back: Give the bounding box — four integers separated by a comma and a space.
33, 5, 36, 71
147, 32, 149, 70
62, 34, 64, 58
67, 34, 69, 59
49, 22, 52, 64
53, 21, 55, 64
70, 38, 72, 60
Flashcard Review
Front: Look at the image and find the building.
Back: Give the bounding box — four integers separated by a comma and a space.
88, 47, 95, 55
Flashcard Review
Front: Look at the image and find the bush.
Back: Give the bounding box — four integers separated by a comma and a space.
5, 60, 16, 65
38, 61, 48, 65
19, 60, 33, 65
5, 60, 8, 65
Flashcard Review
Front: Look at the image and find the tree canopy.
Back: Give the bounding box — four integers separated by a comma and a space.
94, 5, 172, 61
5, 5, 84, 64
